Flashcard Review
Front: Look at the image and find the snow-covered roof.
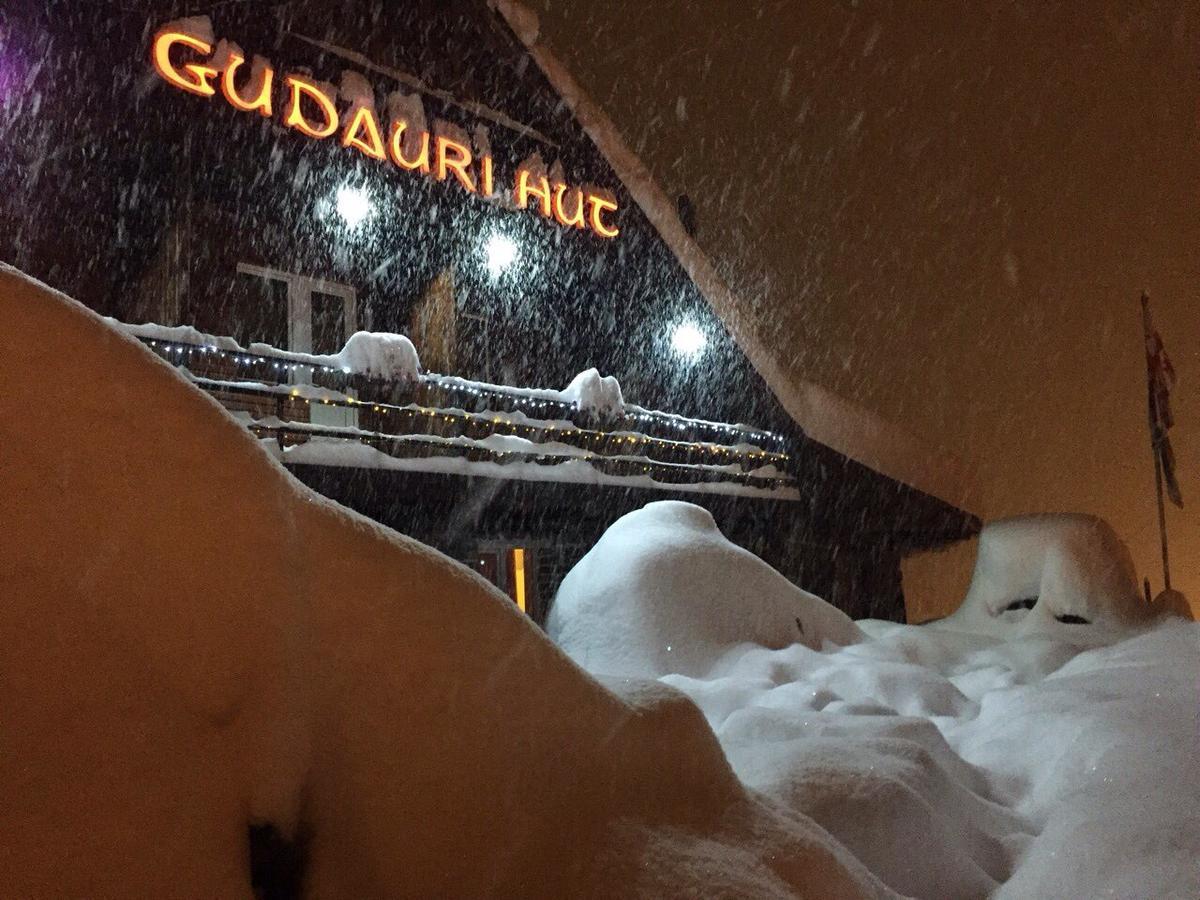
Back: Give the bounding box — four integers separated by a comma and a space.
491, 0, 977, 514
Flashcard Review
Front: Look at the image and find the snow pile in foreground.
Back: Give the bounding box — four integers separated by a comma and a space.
552, 505, 1198, 898
0, 266, 888, 897
4, 264, 1196, 898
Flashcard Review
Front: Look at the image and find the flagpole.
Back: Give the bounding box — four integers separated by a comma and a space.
1151, 429, 1172, 592
1141, 291, 1172, 593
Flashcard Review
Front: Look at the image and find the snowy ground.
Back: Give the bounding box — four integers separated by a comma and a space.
553, 503, 1199, 898
3, 263, 1197, 898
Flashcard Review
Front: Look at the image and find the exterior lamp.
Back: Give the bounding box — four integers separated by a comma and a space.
671, 321, 708, 361
336, 185, 372, 227
484, 233, 518, 278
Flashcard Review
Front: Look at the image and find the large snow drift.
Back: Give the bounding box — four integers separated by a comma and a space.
0, 267, 890, 897
550, 506, 1198, 898
4, 263, 1197, 899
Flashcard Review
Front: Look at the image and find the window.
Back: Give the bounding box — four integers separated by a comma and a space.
235, 263, 357, 357
235, 264, 359, 428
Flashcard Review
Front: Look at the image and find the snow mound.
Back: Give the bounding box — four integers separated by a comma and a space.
561, 366, 624, 418
0, 264, 889, 898
552, 504, 1199, 898
548, 501, 863, 678
1152, 587, 1194, 619
7, 263, 1197, 899
332, 330, 420, 380
668, 617, 1200, 899
938, 513, 1156, 641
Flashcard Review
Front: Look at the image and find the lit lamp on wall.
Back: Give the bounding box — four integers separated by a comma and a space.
670, 321, 708, 362
484, 232, 519, 278
335, 185, 372, 228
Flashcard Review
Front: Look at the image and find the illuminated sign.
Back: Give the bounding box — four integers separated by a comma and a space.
151, 29, 620, 239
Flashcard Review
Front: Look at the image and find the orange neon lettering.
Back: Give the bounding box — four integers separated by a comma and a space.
435, 136, 476, 193
220, 54, 273, 116
152, 31, 218, 98
283, 76, 339, 139
552, 184, 587, 229
388, 121, 430, 173
480, 156, 495, 197
516, 169, 552, 218
341, 106, 387, 161
587, 195, 620, 239
150, 24, 623, 242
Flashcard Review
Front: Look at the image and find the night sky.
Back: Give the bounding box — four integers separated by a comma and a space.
531, 0, 1198, 615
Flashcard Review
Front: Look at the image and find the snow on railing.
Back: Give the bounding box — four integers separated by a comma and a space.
115, 321, 789, 451
117, 323, 798, 498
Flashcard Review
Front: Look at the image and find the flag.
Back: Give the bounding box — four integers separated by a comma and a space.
1141, 292, 1183, 507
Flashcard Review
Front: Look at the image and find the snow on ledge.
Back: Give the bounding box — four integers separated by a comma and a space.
271, 436, 801, 502
111, 320, 420, 381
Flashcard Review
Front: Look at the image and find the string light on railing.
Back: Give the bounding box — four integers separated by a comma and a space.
144, 334, 790, 454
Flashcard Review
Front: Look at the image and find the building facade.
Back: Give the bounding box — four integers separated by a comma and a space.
0, 0, 978, 622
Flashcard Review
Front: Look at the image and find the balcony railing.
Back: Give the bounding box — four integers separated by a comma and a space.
124, 326, 800, 500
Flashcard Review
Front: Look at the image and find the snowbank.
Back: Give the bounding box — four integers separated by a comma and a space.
7, 263, 1196, 898
548, 502, 863, 677
0, 265, 889, 897
549, 503, 1199, 898
669, 616, 1200, 899
938, 513, 1155, 641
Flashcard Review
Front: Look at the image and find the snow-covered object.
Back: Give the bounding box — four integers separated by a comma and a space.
108, 318, 243, 350
548, 502, 863, 678
275, 435, 799, 501
1152, 588, 1194, 619
110, 319, 420, 381
561, 366, 624, 418
0, 264, 889, 898
109, 320, 766, 451
333, 330, 420, 381
938, 513, 1155, 641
